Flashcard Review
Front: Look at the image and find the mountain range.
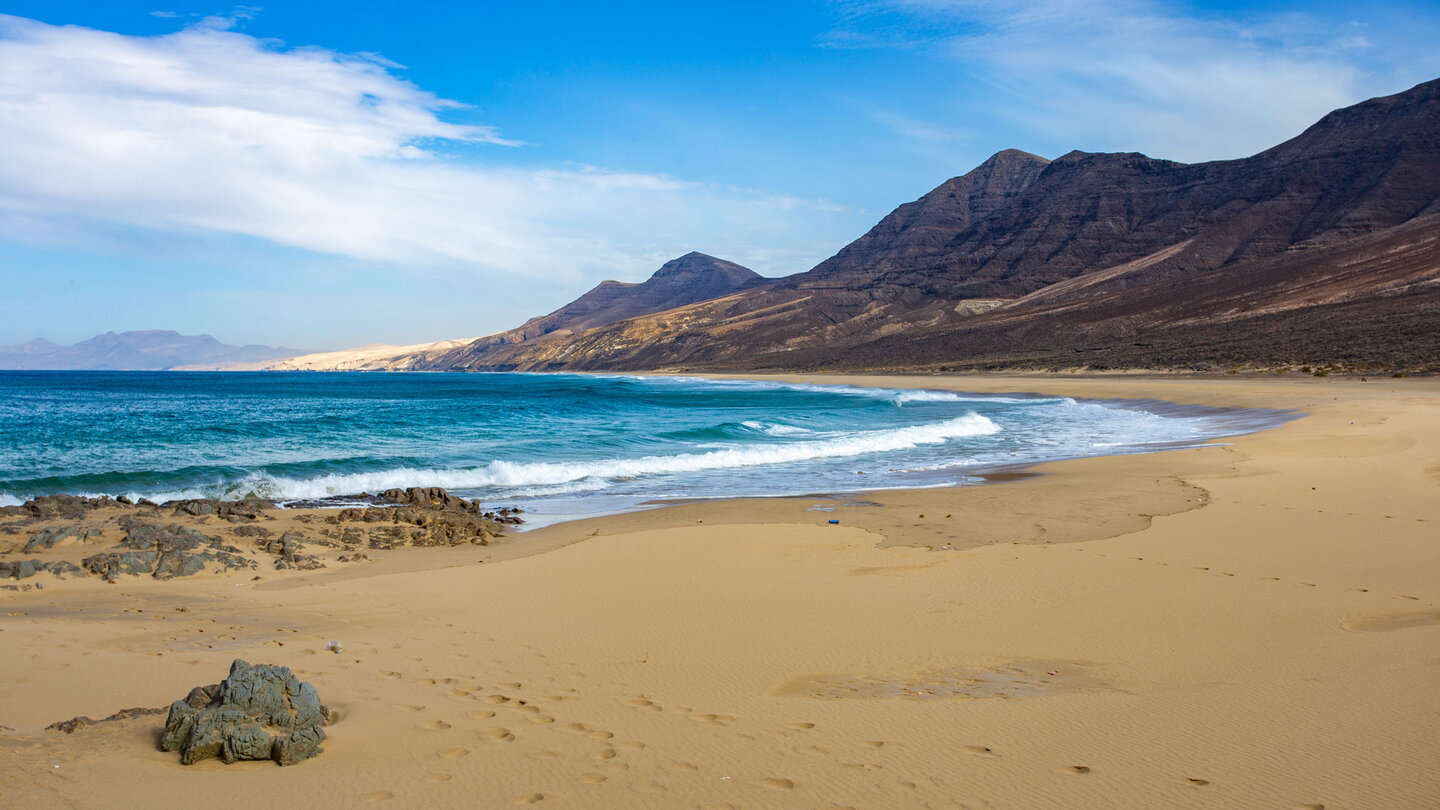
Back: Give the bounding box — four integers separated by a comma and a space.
0, 331, 306, 371
130, 77, 1440, 376
378, 76, 1438, 375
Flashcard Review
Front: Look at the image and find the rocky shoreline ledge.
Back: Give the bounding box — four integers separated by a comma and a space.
0, 487, 522, 588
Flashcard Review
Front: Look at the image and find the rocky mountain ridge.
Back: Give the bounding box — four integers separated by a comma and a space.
407, 76, 1440, 374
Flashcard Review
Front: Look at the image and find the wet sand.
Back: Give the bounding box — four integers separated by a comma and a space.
1, 374, 1437, 808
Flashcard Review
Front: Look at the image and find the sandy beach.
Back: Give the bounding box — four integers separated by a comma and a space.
2, 374, 1437, 809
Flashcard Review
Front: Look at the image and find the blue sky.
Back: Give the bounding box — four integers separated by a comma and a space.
1, 1, 1437, 349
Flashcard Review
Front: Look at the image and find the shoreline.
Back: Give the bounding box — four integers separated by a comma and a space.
0, 370, 1302, 519
2, 373, 1437, 808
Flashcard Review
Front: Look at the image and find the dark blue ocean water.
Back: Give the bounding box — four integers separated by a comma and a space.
0, 372, 1293, 525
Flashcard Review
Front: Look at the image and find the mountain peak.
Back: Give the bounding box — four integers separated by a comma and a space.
468, 253, 765, 347
649, 252, 762, 284
980, 148, 1050, 168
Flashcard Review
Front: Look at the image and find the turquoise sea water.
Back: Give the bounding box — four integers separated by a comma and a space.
0, 372, 1294, 526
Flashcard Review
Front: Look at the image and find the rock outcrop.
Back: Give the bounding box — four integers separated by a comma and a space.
0, 487, 514, 583
0, 559, 81, 580
326, 487, 518, 549
160, 659, 326, 766
83, 522, 255, 581
47, 707, 166, 734
0, 494, 124, 520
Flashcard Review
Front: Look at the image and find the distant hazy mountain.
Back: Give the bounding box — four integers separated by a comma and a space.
0, 331, 308, 370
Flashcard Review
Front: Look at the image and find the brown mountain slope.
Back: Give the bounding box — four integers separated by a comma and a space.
444, 252, 763, 354
416, 77, 1440, 374
249, 254, 761, 372
408, 214, 1440, 373
793, 77, 1440, 300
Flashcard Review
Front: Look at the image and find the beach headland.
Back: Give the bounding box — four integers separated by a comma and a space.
1, 374, 1437, 808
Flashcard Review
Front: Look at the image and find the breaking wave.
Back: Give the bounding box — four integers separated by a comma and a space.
101, 413, 999, 503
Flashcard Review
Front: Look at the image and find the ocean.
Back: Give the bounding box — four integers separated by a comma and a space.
0, 371, 1294, 526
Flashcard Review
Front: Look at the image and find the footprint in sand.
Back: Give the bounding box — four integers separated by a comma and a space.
579, 773, 607, 784
861, 741, 886, 748
482, 728, 516, 742
1187, 778, 1210, 786
788, 722, 816, 730
1064, 765, 1092, 775
362, 791, 396, 803
624, 698, 654, 708
391, 704, 424, 712
439, 748, 470, 758
513, 793, 547, 804
528, 715, 555, 725
418, 719, 452, 730
964, 745, 997, 757
468, 710, 496, 720
760, 777, 796, 790
429, 772, 453, 783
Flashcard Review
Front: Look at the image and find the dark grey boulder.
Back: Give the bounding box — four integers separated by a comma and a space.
24, 526, 79, 551
47, 560, 82, 579
117, 523, 214, 552
274, 554, 326, 571
81, 551, 159, 581
2, 494, 121, 520
160, 659, 326, 766
2, 558, 87, 580
153, 550, 211, 580
263, 531, 307, 556
165, 498, 271, 521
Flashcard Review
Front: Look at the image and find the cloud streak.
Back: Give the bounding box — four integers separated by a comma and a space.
0, 14, 851, 282
829, 0, 1434, 163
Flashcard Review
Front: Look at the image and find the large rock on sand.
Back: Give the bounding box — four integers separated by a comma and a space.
161, 659, 326, 766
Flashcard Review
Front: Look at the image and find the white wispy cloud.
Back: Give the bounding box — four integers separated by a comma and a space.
829, 0, 1433, 163
0, 14, 851, 283
869, 109, 975, 143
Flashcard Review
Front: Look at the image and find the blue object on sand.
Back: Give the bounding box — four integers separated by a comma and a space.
828, 519, 840, 524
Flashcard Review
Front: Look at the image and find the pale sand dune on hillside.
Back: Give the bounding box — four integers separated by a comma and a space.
223, 337, 484, 371
1, 375, 1437, 809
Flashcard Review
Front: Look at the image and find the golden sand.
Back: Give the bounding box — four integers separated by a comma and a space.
2, 374, 1437, 808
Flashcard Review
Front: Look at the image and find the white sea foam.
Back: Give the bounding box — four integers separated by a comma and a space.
0, 492, 22, 508
601, 373, 1067, 407
130, 413, 1001, 502
740, 420, 812, 436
